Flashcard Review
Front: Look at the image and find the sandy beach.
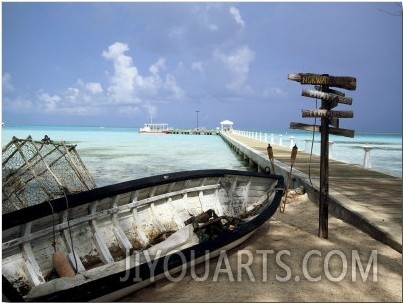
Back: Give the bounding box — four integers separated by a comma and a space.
120, 191, 402, 302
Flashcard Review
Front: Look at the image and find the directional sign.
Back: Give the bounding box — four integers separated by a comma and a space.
314, 86, 345, 97
302, 109, 354, 119
290, 122, 355, 138
301, 89, 353, 105
288, 73, 357, 90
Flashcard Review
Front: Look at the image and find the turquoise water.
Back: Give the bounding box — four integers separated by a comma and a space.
2, 126, 401, 187
1, 126, 247, 187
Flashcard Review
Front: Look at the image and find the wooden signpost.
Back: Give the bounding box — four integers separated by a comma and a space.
288, 72, 356, 239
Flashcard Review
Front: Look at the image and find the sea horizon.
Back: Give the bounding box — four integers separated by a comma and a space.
2, 123, 402, 135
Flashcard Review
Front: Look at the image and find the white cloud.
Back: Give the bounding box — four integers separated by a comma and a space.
229, 6, 245, 28
191, 4, 220, 32
85, 82, 103, 94
165, 74, 184, 99
102, 42, 140, 103
66, 87, 80, 103
37, 91, 61, 111
102, 42, 184, 104
214, 45, 255, 92
37, 88, 103, 115
149, 58, 166, 75
2, 73, 15, 93
4, 42, 184, 119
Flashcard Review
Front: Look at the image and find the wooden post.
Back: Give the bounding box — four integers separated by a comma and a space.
318, 84, 329, 239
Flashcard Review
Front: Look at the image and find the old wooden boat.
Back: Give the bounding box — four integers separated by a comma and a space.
2, 169, 284, 302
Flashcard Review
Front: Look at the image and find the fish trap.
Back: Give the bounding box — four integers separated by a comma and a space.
2, 135, 96, 213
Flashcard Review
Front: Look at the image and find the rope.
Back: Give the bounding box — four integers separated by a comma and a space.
308, 98, 319, 188
46, 200, 57, 253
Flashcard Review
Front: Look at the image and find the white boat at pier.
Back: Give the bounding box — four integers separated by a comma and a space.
139, 123, 170, 134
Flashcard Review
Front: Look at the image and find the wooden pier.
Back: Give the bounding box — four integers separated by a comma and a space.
220, 132, 402, 252
167, 129, 219, 135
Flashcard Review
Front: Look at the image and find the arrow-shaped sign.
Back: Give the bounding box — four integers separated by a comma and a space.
302, 109, 354, 119
288, 73, 357, 90
314, 85, 345, 97
301, 89, 353, 105
290, 122, 355, 138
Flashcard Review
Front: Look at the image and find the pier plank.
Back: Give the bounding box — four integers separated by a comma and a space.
220, 132, 402, 252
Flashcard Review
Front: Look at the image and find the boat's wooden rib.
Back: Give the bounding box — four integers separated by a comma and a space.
61, 210, 86, 274
150, 203, 164, 234
61, 211, 72, 252
67, 251, 85, 273
167, 197, 184, 228
21, 223, 45, 286
92, 230, 114, 264
243, 180, 252, 211
61, 210, 85, 273
90, 201, 114, 264
131, 208, 149, 248
112, 196, 133, 253
2, 169, 284, 302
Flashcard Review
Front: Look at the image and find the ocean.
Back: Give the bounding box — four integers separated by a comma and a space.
1, 125, 401, 187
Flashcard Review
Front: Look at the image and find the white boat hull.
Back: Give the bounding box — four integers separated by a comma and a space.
2, 169, 284, 301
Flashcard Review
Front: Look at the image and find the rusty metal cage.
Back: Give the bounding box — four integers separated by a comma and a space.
2, 135, 96, 213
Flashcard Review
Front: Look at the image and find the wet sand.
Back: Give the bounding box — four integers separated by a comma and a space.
120, 191, 402, 302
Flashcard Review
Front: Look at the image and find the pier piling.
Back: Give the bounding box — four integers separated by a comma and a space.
363, 146, 373, 168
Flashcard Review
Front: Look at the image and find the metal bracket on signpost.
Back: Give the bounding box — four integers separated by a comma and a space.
287, 72, 356, 239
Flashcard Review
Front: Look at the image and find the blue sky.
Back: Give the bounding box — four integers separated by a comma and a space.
2, 2, 402, 132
